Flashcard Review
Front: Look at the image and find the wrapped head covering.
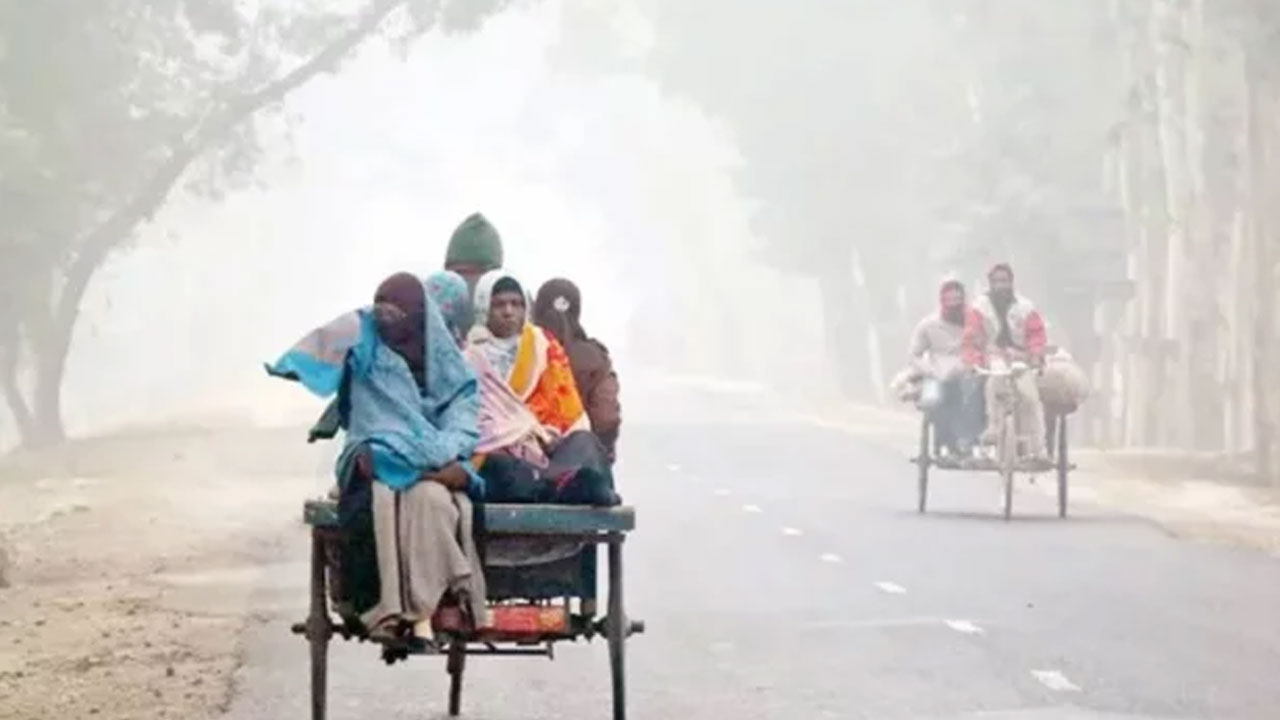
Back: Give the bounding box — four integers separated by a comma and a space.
445, 213, 504, 272
425, 270, 474, 343
533, 278, 586, 345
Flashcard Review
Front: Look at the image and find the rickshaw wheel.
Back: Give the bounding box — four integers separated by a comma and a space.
447, 638, 466, 716
607, 535, 627, 720
916, 417, 932, 514
1000, 416, 1016, 522
308, 531, 330, 720
1056, 416, 1070, 518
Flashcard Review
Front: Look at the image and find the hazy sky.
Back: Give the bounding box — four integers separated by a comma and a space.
48, 1, 768, 439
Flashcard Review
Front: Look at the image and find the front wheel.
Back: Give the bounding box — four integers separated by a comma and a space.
917, 418, 932, 514
607, 536, 627, 720
1056, 416, 1069, 518
999, 415, 1016, 522
307, 532, 330, 720
447, 638, 466, 716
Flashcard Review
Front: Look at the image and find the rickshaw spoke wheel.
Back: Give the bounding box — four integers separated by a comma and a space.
447, 638, 466, 716
917, 417, 932, 514
1000, 415, 1017, 522
607, 535, 627, 720
308, 531, 330, 720
1057, 415, 1070, 518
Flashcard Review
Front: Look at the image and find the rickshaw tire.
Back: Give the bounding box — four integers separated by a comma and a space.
917, 418, 931, 514
1000, 417, 1016, 522
607, 536, 627, 720
447, 640, 466, 717
308, 532, 329, 720
1057, 416, 1069, 518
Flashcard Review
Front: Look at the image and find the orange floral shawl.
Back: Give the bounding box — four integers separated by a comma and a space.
507, 324, 589, 436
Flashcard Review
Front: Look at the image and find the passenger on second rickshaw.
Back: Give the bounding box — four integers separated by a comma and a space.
464, 270, 618, 506
533, 279, 622, 464
909, 278, 983, 457
963, 263, 1049, 461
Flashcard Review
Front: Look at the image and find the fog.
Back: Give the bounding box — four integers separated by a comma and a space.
26, 2, 775, 442
5, 2, 1280, 718
2, 0, 1277, 472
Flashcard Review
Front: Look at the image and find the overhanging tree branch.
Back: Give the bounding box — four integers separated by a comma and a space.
52, 0, 411, 333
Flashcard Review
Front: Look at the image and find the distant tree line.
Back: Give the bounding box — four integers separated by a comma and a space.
645, 0, 1280, 483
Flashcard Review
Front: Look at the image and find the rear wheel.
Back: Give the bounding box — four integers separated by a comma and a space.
999, 415, 1016, 522
307, 532, 330, 720
447, 638, 466, 716
917, 418, 932, 514
1056, 416, 1070, 518
607, 536, 627, 720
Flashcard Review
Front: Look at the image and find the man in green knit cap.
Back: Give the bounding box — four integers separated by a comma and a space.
444, 212, 504, 294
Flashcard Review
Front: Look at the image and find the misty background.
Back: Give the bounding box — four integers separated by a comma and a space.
2, 0, 1278, 483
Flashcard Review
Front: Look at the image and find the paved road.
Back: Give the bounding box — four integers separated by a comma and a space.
223, 387, 1280, 720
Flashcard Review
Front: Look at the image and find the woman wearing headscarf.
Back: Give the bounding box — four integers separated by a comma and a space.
470, 271, 591, 438
466, 270, 617, 505
425, 270, 475, 345
268, 272, 488, 647
533, 278, 622, 463
427, 270, 548, 468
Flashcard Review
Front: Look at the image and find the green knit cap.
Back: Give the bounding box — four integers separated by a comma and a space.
444, 213, 504, 270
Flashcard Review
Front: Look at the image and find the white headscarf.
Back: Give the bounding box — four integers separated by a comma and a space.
469, 269, 528, 380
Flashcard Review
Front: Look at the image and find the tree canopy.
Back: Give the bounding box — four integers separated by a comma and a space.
0, 0, 513, 445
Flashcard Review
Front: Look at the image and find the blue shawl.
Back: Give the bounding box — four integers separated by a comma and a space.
266, 279, 481, 492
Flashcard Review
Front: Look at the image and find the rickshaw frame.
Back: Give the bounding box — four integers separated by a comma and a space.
294, 498, 642, 720
912, 365, 1074, 519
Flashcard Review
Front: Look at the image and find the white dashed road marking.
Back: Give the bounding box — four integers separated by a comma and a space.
874, 581, 907, 595
781, 527, 803, 536
800, 617, 952, 630
1031, 670, 1081, 692
666, 464, 682, 472
820, 553, 843, 564
742, 504, 763, 514
943, 619, 984, 635
714, 488, 732, 497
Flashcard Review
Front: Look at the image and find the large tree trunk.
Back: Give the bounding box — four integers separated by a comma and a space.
1245, 55, 1276, 482
1151, 0, 1198, 448
1178, 0, 1226, 451
27, 311, 76, 446
1, 304, 84, 447
0, 336, 35, 444
1112, 0, 1163, 448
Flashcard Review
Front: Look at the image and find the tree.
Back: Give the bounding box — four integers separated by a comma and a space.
646, 0, 969, 400
0, 0, 513, 447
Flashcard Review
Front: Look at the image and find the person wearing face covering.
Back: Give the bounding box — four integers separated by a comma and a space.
963, 263, 1049, 460
909, 279, 982, 456
267, 272, 489, 648
532, 278, 621, 463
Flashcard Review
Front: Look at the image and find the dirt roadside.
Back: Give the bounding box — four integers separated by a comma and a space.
3, 385, 1278, 719
0, 425, 328, 720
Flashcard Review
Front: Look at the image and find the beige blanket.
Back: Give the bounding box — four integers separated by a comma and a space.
1038, 349, 1090, 414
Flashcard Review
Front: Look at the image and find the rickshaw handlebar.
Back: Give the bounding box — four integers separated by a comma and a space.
976, 361, 1031, 378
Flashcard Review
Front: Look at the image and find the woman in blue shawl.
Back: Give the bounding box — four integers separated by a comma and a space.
269, 272, 487, 647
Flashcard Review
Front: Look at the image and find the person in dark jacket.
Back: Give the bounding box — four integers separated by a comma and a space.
532, 278, 622, 463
